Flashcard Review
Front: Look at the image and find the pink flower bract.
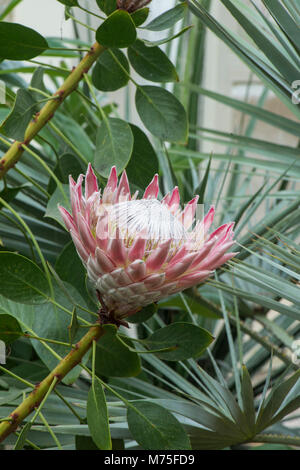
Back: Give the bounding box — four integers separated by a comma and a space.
59, 165, 236, 318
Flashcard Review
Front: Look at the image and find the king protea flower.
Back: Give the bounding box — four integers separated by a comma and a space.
59, 165, 236, 320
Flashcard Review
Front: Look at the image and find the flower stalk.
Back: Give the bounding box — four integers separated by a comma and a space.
0, 324, 104, 443
0, 42, 105, 179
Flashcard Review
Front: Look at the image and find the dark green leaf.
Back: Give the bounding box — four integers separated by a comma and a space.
96, 0, 116, 16
0, 22, 48, 60
125, 124, 159, 190
0, 313, 23, 343
92, 49, 129, 92
135, 86, 188, 142
131, 7, 149, 27
0, 88, 39, 141
145, 322, 213, 361
87, 376, 111, 450
96, 10, 136, 49
95, 324, 141, 377
0, 252, 50, 304
128, 39, 178, 83
127, 401, 191, 450
48, 152, 83, 194
94, 117, 133, 178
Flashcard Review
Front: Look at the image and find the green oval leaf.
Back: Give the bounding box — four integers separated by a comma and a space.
87, 376, 112, 450
127, 401, 191, 450
0, 252, 50, 304
96, 10, 136, 49
135, 86, 188, 142
125, 124, 159, 190
96, 0, 116, 16
0, 313, 23, 343
145, 322, 213, 361
0, 88, 39, 141
92, 49, 129, 92
94, 117, 133, 178
128, 39, 178, 83
95, 325, 141, 377
0, 22, 48, 60
131, 7, 149, 27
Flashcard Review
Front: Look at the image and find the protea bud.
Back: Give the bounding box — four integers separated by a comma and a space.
59, 165, 236, 320
117, 0, 152, 13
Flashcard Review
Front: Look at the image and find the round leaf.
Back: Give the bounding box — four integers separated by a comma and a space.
125, 124, 159, 190
95, 325, 141, 377
94, 117, 133, 178
128, 40, 178, 83
92, 49, 129, 92
96, 10, 136, 48
0, 252, 50, 304
135, 86, 188, 142
127, 401, 191, 450
145, 322, 214, 361
0, 314, 23, 343
0, 22, 48, 60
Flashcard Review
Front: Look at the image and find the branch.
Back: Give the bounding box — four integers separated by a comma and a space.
0, 324, 104, 443
0, 42, 105, 179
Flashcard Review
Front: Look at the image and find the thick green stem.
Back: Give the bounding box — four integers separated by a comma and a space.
0, 324, 104, 443
0, 42, 105, 179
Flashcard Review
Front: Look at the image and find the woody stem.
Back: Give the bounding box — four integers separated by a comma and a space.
0, 41, 105, 179
0, 324, 104, 443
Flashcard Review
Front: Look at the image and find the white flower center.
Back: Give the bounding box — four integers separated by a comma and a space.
108, 199, 187, 248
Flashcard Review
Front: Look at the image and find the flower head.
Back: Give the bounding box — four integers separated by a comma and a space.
117, 0, 152, 13
59, 165, 236, 319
